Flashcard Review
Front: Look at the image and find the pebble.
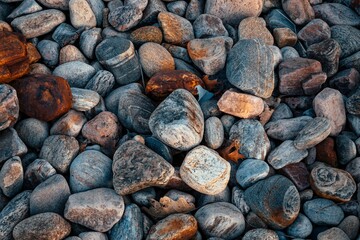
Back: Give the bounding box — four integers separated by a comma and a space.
85, 70, 114, 97
226, 39, 275, 98
197, 186, 230, 208
0, 20, 12, 31
149, 89, 204, 151
64, 188, 124, 232
317, 227, 350, 240
37, 0, 69, 10
0, 156, 23, 198
180, 145, 230, 195
193, 14, 228, 38
167, 1, 187, 16
329, 68, 360, 96
185, 0, 204, 21
130, 26, 162, 46
231, 186, 250, 214
59, 45, 88, 65
273, 28, 297, 48
79, 28, 102, 59
265, 9, 296, 32
29, 63, 52, 75
37, 40, 59, 67
109, 203, 143, 240
0, 84, 18, 131
229, 119, 270, 160
52, 23, 80, 48
281, 0, 315, 25
286, 213, 312, 239
346, 87, 360, 115
112, 140, 174, 195
139, 0, 166, 26
188, 37, 230, 76
163, 44, 192, 63
298, 19, 331, 47
336, 135, 357, 165
238, 17, 274, 45
204, 117, 224, 150
270, 103, 293, 121
236, 159, 269, 188
280, 162, 310, 191
201, 99, 222, 119
11, 9, 66, 38
195, 202, 245, 239
267, 140, 308, 169
313, 3, 360, 26
108, 6, 143, 32
16, 214, 72, 240
15, 118, 49, 150
242, 229, 279, 240
87, 0, 105, 26
8, 0, 43, 19
147, 213, 197, 240
0, 128, 27, 163
131, 187, 156, 207
69, 150, 112, 193
71, 88, 100, 112
245, 211, 268, 229
346, 157, 360, 182
39, 135, 79, 174
24, 158, 56, 189
331, 25, 360, 59
294, 117, 332, 150
316, 137, 338, 166
338, 215, 359, 240
139, 42, 175, 77
95, 37, 141, 85
204, 0, 263, 25
50, 110, 86, 137
310, 165, 356, 202
266, 116, 312, 141
340, 51, 360, 73
79, 232, 108, 240
124, 0, 148, 12
244, 175, 300, 229
217, 90, 264, 119
53, 61, 96, 88
69, 0, 96, 28
145, 137, 173, 163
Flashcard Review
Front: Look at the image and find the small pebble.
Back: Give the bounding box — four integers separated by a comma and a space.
236, 159, 269, 188
303, 198, 344, 225
15, 118, 49, 150
79, 28, 102, 59
0, 156, 23, 198
193, 14, 228, 38
0, 128, 27, 164
231, 186, 250, 215
238, 17, 274, 45
52, 23, 80, 47
317, 227, 350, 240
108, 6, 143, 32
53, 61, 96, 88
167, 1, 187, 16
267, 140, 308, 169
286, 213, 313, 239
24, 159, 56, 189
0, 84, 19, 131
50, 110, 87, 137
69, 0, 96, 28
281, 0, 315, 25
336, 135, 357, 165
85, 70, 115, 97
71, 88, 100, 112
204, 117, 224, 150
242, 229, 279, 240
59, 45, 88, 65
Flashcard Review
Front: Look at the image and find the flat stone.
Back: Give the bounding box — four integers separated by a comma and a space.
69, 0, 96, 28
39, 135, 79, 174
149, 89, 204, 151
231, 186, 250, 215
53, 61, 96, 88
313, 3, 360, 26
244, 175, 300, 229
204, 117, 224, 150
229, 119, 270, 160
318, 227, 350, 240
130, 26, 162, 46
0, 128, 27, 164
273, 28, 297, 48
238, 17, 274, 45
204, 0, 263, 25
193, 14, 228, 38
336, 135, 357, 165
24, 159, 56, 189
11, 9, 66, 38
64, 188, 124, 232
310, 165, 356, 202
113, 140, 174, 195
267, 140, 308, 169
329, 68, 360, 95
15, 118, 49, 150
298, 19, 331, 47
180, 145, 230, 195
195, 202, 245, 239
0, 84, 18, 131
243, 229, 279, 240
0, 157, 23, 198
8, 0, 43, 19
71, 88, 100, 112
281, 0, 315, 25
266, 116, 312, 141
280, 162, 310, 191
316, 137, 338, 167
108, 6, 142, 32
226, 39, 275, 98
147, 214, 197, 240
50, 110, 86, 137
236, 159, 269, 188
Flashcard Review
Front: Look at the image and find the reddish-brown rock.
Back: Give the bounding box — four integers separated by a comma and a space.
282, 0, 315, 25
273, 28, 297, 48
316, 137, 338, 167
297, 19, 331, 47
145, 70, 205, 100
130, 26, 163, 46
238, 17, 274, 45
11, 74, 72, 121
280, 162, 310, 191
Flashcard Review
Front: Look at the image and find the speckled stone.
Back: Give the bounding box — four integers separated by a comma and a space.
338, 215, 359, 240
69, 0, 96, 28
71, 88, 100, 112
0, 128, 27, 164
185, 0, 205, 21
7, 0, 43, 19
24, 159, 56, 189
204, 117, 224, 150
59, 45, 88, 65
242, 229, 279, 240
167, 1, 187, 16
317, 227, 350, 240
79, 232, 108, 240
0, 156, 23, 198
37, 40, 59, 67
193, 14, 228, 38
331, 25, 360, 59
336, 135, 357, 165
232, 186, 250, 215
238, 17, 274, 45
15, 118, 49, 150
281, 0, 315, 25
298, 19, 331, 47
53, 61, 96, 88
273, 28, 297, 48
286, 213, 312, 239
267, 140, 308, 169
346, 157, 360, 183
50, 110, 86, 137
236, 159, 269, 188
313, 3, 360, 26
131, 187, 156, 207
52, 23, 80, 48
130, 26, 162, 46
108, 6, 143, 32
266, 116, 312, 141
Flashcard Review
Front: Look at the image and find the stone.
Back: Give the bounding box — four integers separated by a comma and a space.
217, 90, 264, 119
229, 119, 270, 160
313, 3, 360, 26
236, 159, 269, 188
0, 84, 18, 131
204, 117, 224, 150
24, 159, 56, 189
310, 165, 356, 202
8, 0, 43, 19
331, 25, 360, 59
53, 61, 96, 88
71, 88, 100, 112
281, 46, 300, 60
29, 63, 51, 75
232, 187, 250, 214
50, 110, 86, 137
85, 70, 115, 97
147, 214, 197, 240
78, 232, 108, 240
180, 145, 230, 195
266, 116, 312, 141
270, 103, 293, 121
37, 40, 59, 67
265, 9, 296, 33
287, 213, 312, 239
145, 137, 173, 163
59, 45, 88, 65
69, 0, 96, 28
195, 202, 245, 239
193, 14, 228, 38
113, 140, 174, 195
70, 150, 112, 193
346, 157, 360, 183
281, 0, 315, 25
329, 68, 360, 95
298, 19, 330, 48
95, 37, 141, 85
149, 89, 204, 151
11, 10, 65, 38
201, 99, 221, 119
0, 128, 27, 164
124, 0, 148, 11
0, 157, 23, 198
52, 23, 80, 48
37, 0, 69, 10
139, 0, 167, 26
197, 187, 230, 208
273, 28, 297, 48
243, 229, 279, 240
108, 6, 143, 32
267, 140, 308, 169
139, 42, 175, 77
15, 118, 49, 150
110, 204, 144, 240
188, 37, 230, 76
79, 28, 102, 59
245, 175, 300, 229
204, 0, 263, 25
238, 17, 274, 45
64, 188, 124, 232
130, 26, 162, 46
340, 51, 360, 73
226, 39, 275, 98
158, 12, 194, 47
280, 162, 310, 191
163, 44, 192, 63
336, 135, 357, 165
174, 58, 202, 76
13, 212, 71, 240
39, 135, 79, 174
318, 228, 350, 240
185, 0, 204, 21
0, 21, 11, 31
131, 188, 156, 207
167, 1, 187, 16
145, 70, 204, 100
0, 191, 31, 240
346, 87, 360, 115
316, 137, 338, 167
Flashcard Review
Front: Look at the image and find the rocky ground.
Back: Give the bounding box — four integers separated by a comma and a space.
0, 0, 360, 239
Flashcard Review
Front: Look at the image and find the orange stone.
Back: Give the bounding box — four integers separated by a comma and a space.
316, 137, 338, 167
11, 74, 72, 121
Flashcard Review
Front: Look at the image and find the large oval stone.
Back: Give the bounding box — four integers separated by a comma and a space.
149, 89, 204, 151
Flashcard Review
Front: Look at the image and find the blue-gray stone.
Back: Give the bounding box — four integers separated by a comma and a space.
37, 40, 60, 67
52, 23, 80, 47
313, 3, 360, 27
197, 187, 231, 208
139, 0, 166, 26
193, 14, 228, 38
167, 1, 187, 16
15, 118, 49, 150
267, 140, 308, 169
80, 28, 102, 59
185, 0, 205, 21
174, 58, 202, 77
85, 70, 115, 97
231, 186, 250, 215
108, 0, 123, 11
243, 229, 279, 240
204, 116, 224, 150
346, 157, 360, 183
53, 61, 96, 88
79, 232, 108, 240
163, 44, 192, 63
145, 136, 173, 163
303, 198, 344, 225
131, 187, 156, 207
287, 213, 313, 239
317, 227, 350, 240
331, 25, 360, 59
0, 157, 23, 198
266, 116, 312, 141
24, 159, 56, 189
338, 215, 359, 240
200, 99, 222, 120
7, 0, 42, 19
340, 51, 360, 73
124, 0, 148, 12
265, 9, 297, 32
347, 114, 360, 136
87, 0, 104, 26
0, 2, 15, 21
336, 135, 357, 165
270, 103, 293, 121
281, 46, 300, 60
0, 128, 27, 164
236, 159, 269, 188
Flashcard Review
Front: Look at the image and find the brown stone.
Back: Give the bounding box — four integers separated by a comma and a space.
301, 72, 327, 95
316, 137, 338, 167
11, 74, 72, 121
297, 19, 331, 47
273, 28, 297, 48
0, 84, 19, 131
329, 68, 360, 95
50, 110, 87, 137
146, 214, 198, 240
280, 162, 310, 191
282, 0, 315, 25
130, 26, 163, 46
238, 17, 274, 45
145, 70, 205, 100
217, 90, 264, 118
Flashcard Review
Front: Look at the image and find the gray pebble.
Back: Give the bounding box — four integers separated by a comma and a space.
299, 189, 313, 202
197, 187, 231, 208
85, 70, 115, 97
331, 25, 360, 59
193, 14, 228, 38
200, 99, 222, 120
87, 0, 105, 26
59, 45, 88, 65
221, 115, 236, 136
53, 61, 96, 88
242, 229, 279, 240
339, 201, 359, 217
348, 114, 360, 136
108, 6, 143, 32
0, 128, 27, 164
287, 213, 313, 239
0, 156, 23, 198
317, 227, 350, 240
15, 118, 49, 150
267, 140, 308, 169
336, 135, 357, 165
204, 117, 224, 150
131, 187, 156, 207
124, 0, 148, 11
145, 136, 173, 163
313, 3, 360, 26
265, 9, 296, 32
266, 116, 312, 141
24, 159, 56, 189
174, 58, 202, 76
80, 28, 102, 59
231, 186, 250, 215
303, 198, 344, 225
236, 159, 269, 188
185, 0, 204, 21
7, 0, 42, 19
50, 110, 87, 137
270, 103, 293, 121
167, 1, 187, 16
108, 0, 123, 11
338, 215, 359, 240
71, 88, 101, 112
246, 211, 268, 229
37, 0, 69, 10
138, 0, 166, 26
69, 0, 96, 28
52, 23, 80, 48
162, 44, 192, 63
281, 46, 300, 60
346, 157, 360, 183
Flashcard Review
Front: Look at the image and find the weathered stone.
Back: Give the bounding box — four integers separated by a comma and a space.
286, 213, 312, 239
265, 9, 296, 33
236, 159, 269, 188
29, 63, 51, 75
24, 159, 56, 189
298, 19, 330, 47
149, 89, 204, 151
346, 157, 360, 183
266, 116, 312, 141
0, 128, 27, 164
36, 0, 69, 10
346, 86, 360, 115
318, 228, 350, 240
139, 0, 166, 26
59, 45, 88, 65
243, 229, 279, 240
244, 175, 300, 229
231, 186, 250, 214
338, 215, 359, 240
71, 88, 100, 112
147, 214, 197, 240
8, 0, 42, 20
50, 110, 86, 137
329, 68, 360, 95
270, 103, 293, 121
78, 28, 102, 60
0, 84, 18, 131
331, 25, 360, 59
226, 39, 275, 98
79, 232, 108, 240
145, 137, 173, 163
193, 14, 228, 39
124, 0, 148, 11
108, 6, 142, 32
130, 26, 162, 46
37, 40, 59, 67
204, 0, 263, 25
11, 10, 66, 38
69, 0, 96, 28
113, 140, 174, 195
167, 1, 187, 16
303, 198, 344, 225
340, 51, 360, 73
204, 117, 224, 150
185, 0, 204, 21
64, 188, 124, 232
52, 23, 80, 48
131, 188, 156, 207
15, 118, 49, 150
53, 61, 96, 88
238, 17, 274, 45
0, 157, 23, 198
281, 0, 315, 25
316, 137, 338, 167
313, 3, 360, 26
201, 99, 221, 119
273, 28, 297, 48
336, 135, 357, 165
267, 140, 308, 169
280, 162, 310, 191
85, 70, 115, 97
197, 187, 230, 208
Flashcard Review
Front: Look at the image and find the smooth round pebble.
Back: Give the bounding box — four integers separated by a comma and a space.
303, 198, 344, 225
287, 213, 313, 239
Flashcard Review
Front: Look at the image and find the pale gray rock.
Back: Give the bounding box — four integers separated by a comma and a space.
69, 0, 96, 28
79, 28, 102, 59
85, 70, 115, 97
15, 118, 49, 150
8, 0, 43, 19
236, 159, 269, 188
0, 128, 27, 164
204, 117, 224, 149
0, 157, 23, 198
53, 61, 96, 88
266, 116, 312, 141
124, 0, 148, 11
71, 88, 100, 112
231, 186, 250, 215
